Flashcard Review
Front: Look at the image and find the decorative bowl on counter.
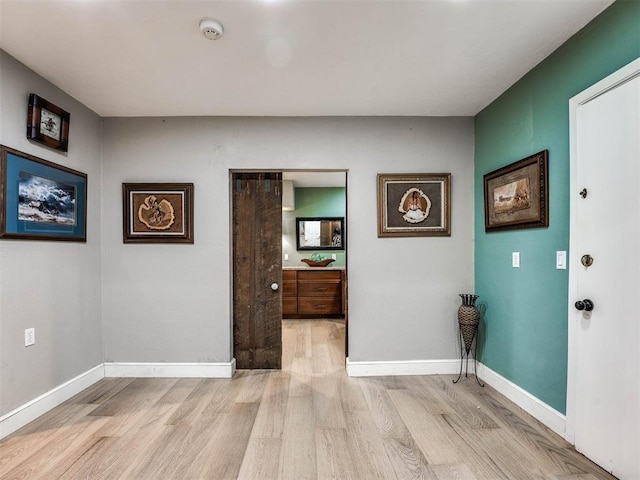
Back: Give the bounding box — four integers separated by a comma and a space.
301, 258, 335, 267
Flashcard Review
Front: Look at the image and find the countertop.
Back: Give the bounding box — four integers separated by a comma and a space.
283, 266, 346, 271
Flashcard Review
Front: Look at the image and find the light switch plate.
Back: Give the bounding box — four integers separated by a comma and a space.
512, 252, 520, 268
556, 251, 567, 269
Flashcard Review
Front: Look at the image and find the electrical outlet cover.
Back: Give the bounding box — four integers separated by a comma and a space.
25, 328, 35, 346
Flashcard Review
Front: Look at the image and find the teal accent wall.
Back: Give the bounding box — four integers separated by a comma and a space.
294, 187, 346, 266
295, 187, 346, 218
474, 0, 640, 413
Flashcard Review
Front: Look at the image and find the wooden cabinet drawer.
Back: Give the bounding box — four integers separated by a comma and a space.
282, 297, 297, 315
282, 268, 345, 317
298, 296, 342, 315
283, 270, 297, 281
297, 270, 341, 281
297, 280, 341, 297
282, 280, 297, 297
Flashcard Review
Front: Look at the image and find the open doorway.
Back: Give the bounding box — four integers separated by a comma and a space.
280, 171, 348, 371
231, 170, 347, 371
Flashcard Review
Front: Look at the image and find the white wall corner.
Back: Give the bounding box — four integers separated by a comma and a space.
476, 362, 566, 438
104, 360, 236, 378
0, 364, 105, 440
346, 358, 460, 377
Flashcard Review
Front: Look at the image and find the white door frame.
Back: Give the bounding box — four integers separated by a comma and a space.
566, 57, 640, 443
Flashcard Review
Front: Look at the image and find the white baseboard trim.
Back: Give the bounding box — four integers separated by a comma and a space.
0, 360, 237, 440
104, 359, 236, 378
1, 358, 563, 443
344, 357, 566, 438
346, 358, 460, 377
0, 364, 105, 440
476, 362, 566, 437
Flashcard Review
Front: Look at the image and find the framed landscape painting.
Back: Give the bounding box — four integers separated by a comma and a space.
0, 145, 87, 241
122, 182, 194, 243
483, 150, 548, 232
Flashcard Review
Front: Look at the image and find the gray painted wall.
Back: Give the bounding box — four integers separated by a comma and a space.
0, 52, 103, 415
0, 51, 475, 418
101, 116, 475, 364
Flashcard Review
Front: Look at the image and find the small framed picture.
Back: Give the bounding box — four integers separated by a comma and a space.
377, 173, 451, 237
27, 94, 71, 152
483, 150, 548, 232
122, 183, 194, 243
0, 145, 87, 241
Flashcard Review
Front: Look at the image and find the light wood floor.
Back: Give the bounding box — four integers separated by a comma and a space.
0, 319, 615, 480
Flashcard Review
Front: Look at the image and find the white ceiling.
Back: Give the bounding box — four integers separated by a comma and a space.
0, 0, 613, 118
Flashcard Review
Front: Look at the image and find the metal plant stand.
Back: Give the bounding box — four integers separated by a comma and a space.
453, 321, 484, 386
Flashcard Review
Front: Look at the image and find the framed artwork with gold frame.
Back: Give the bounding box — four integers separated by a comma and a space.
377, 173, 451, 237
122, 183, 194, 243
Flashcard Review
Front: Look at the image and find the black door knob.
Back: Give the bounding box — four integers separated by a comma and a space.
575, 299, 594, 312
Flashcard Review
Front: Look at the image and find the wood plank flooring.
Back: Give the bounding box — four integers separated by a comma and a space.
0, 319, 616, 479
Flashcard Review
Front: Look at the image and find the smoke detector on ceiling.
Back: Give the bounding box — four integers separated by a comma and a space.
200, 18, 224, 40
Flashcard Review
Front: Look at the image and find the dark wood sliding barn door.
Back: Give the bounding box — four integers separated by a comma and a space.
232, 172, 283, 369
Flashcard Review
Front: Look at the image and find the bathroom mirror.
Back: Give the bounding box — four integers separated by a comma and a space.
296, 217, 345, 251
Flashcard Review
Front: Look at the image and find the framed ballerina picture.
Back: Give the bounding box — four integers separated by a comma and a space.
377, 173, 451, 237
122, 183, 194, 243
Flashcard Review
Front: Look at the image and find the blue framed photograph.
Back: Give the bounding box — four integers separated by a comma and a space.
0, 145, 87, 241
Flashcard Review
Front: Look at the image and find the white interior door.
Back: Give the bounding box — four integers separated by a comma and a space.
568, 60, 639, 479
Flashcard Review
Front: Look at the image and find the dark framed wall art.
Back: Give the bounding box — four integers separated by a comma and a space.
0, 145, 87, 241
483, 150, 548, 232
377, 173, 451, 237
122, 183, 194, 243
27, 94, 70, 152
296, 216, 345, 251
